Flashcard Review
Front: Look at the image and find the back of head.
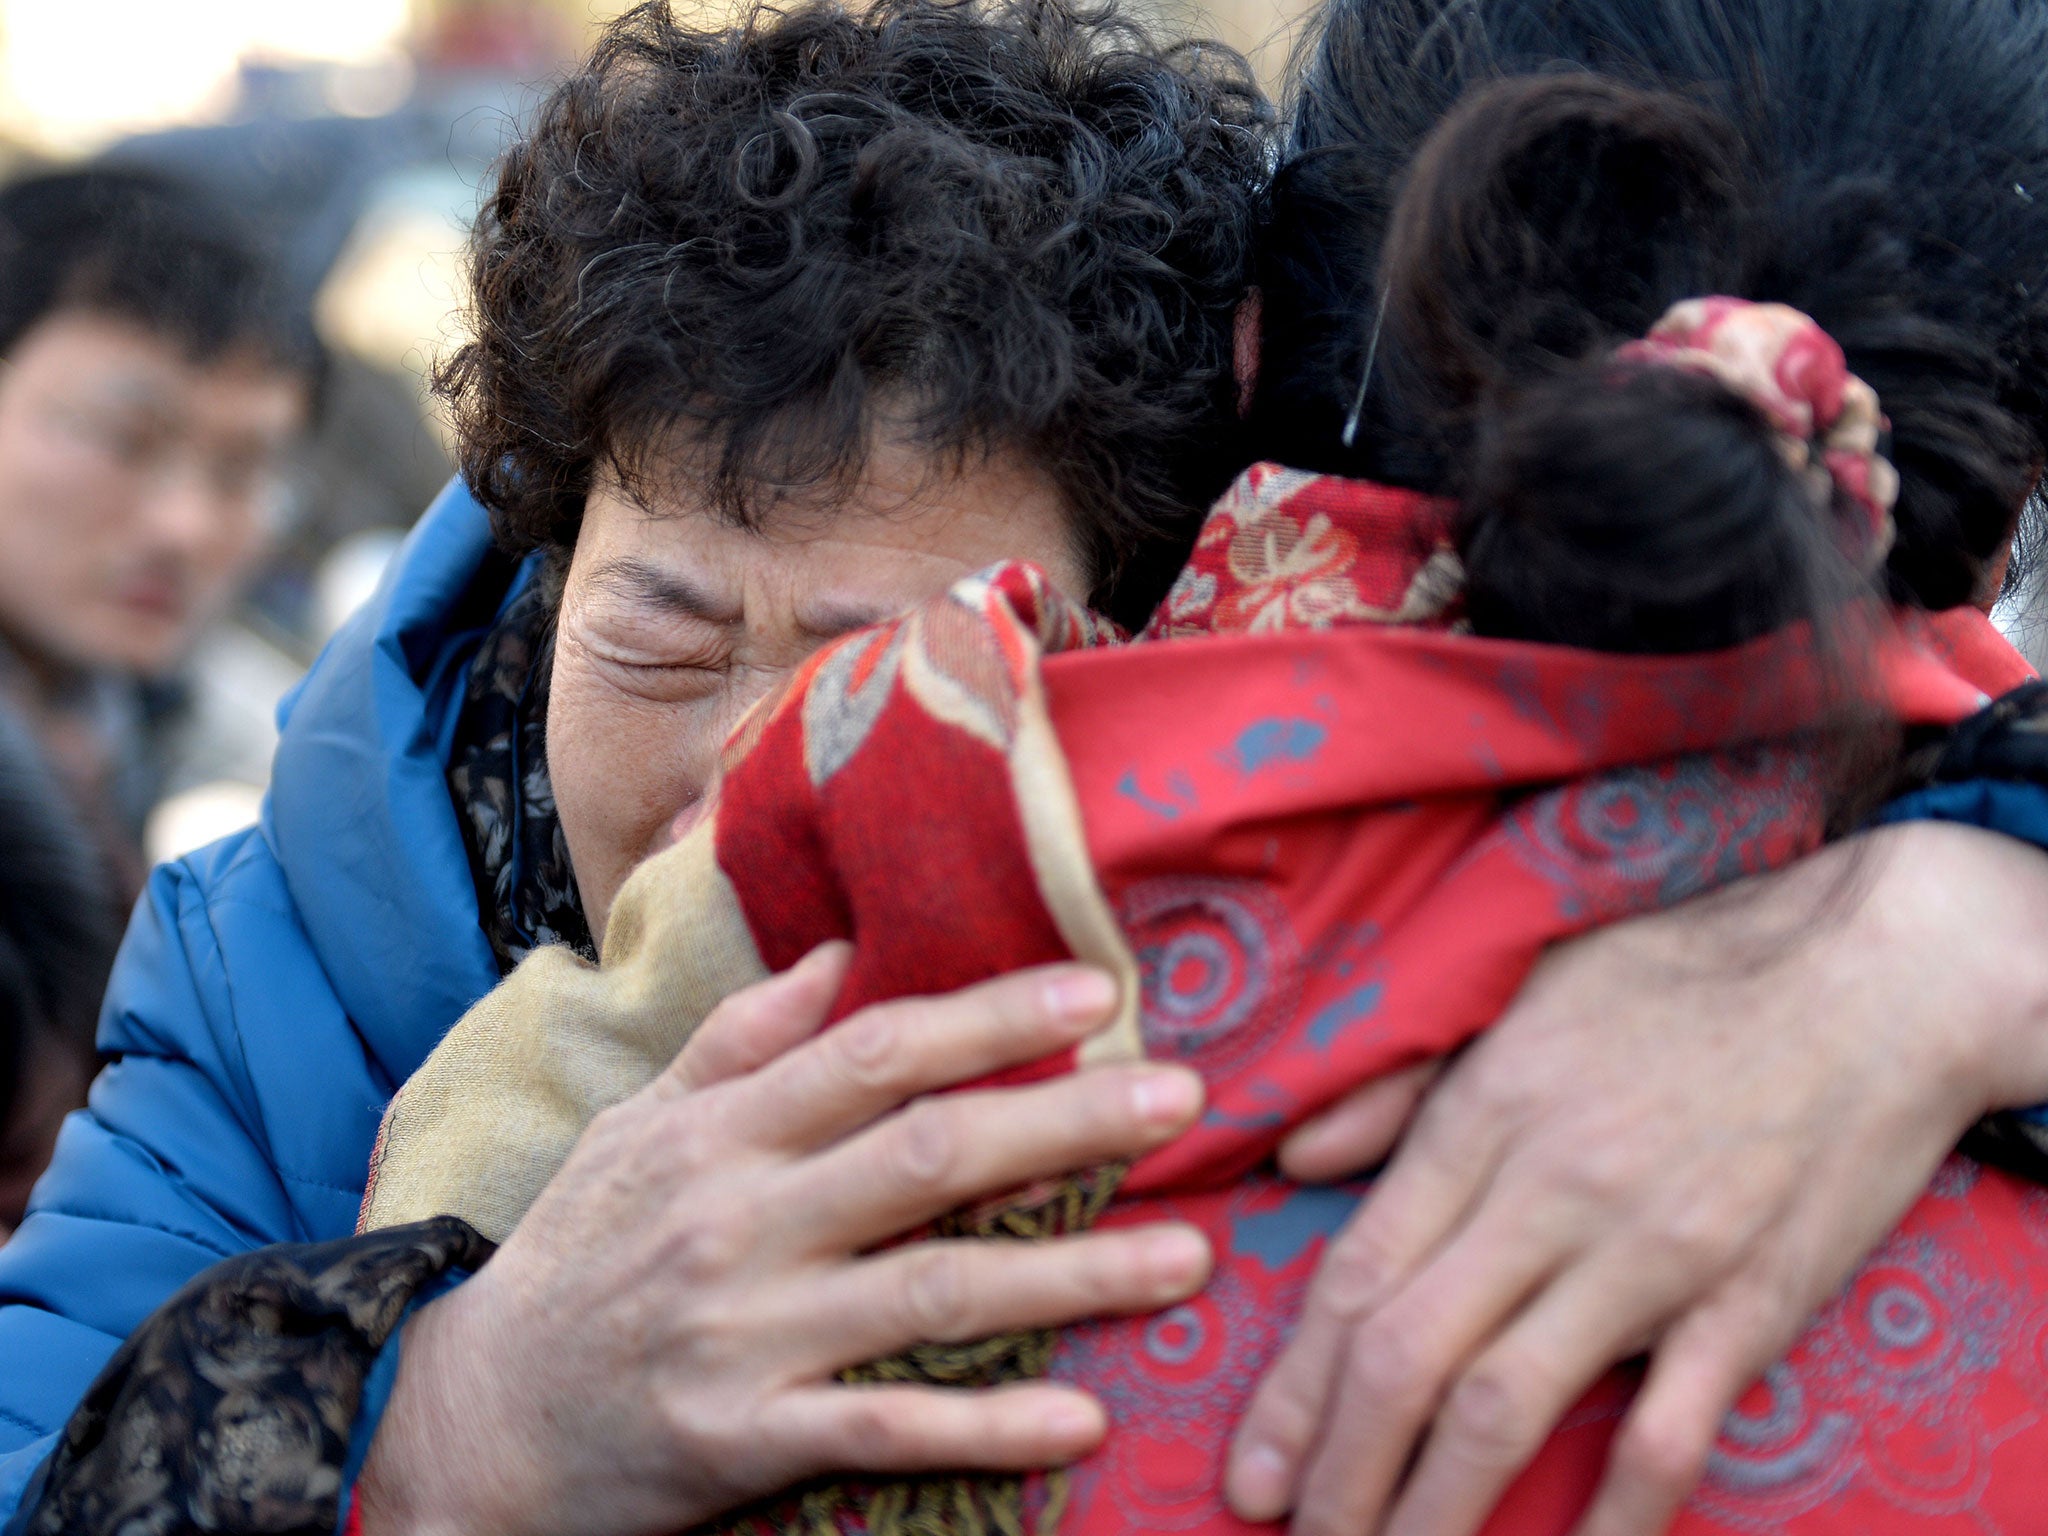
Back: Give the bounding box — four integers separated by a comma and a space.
437, 0, 1271, 628
0, 166, 321, 388
1254, 0, 2048, 648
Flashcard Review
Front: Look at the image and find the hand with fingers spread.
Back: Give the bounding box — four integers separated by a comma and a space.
1228, 821, 2048, 1536
355, 943, 1210, 1536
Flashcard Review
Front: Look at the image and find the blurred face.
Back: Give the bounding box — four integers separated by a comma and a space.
0, 310, 309, 678
551, 438, 1088, 946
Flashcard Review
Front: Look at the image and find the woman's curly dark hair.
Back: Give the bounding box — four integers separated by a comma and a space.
436, 0, 1270, 627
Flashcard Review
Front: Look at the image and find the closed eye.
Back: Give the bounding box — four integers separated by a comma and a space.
573, 621, 732, 698
581, 627, 727, 666
597, 655, 727, 705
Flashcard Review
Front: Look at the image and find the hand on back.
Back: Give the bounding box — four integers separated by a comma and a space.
1230, 820, 2048, 1536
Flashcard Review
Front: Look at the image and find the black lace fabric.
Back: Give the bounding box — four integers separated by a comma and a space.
19, 1216, 494, 1536
446, 563, 594, 973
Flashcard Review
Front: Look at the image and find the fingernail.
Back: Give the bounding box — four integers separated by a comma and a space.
1230, 1442, 1293, 1520
1043, 1395, 1105, 1442
1132, 1067, 1203, 1125
1045, 968, 1117, 1024
1145, 1226, 1212, 1291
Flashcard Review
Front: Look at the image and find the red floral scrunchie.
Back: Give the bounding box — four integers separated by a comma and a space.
1618, 296, 1900, 570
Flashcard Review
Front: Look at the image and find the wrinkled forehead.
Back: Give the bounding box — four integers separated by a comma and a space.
572, 434, 1090, 623
591, 425, 1087, 571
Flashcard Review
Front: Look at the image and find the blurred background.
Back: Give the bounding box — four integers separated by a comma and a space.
0, 0, 1318, 867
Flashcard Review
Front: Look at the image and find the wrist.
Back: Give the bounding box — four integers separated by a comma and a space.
1853, 821, 2048, 1114
355, 1278, 545, 1536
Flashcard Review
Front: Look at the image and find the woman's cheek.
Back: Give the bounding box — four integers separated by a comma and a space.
549, 665, 717, 942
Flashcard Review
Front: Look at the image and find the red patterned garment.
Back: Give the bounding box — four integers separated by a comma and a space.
364, 462, 2045, 1536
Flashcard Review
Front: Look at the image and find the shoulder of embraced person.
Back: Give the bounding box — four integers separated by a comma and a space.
12, 5, 2048, 1536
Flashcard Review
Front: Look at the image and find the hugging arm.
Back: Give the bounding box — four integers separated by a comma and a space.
1230, 691, 2048, 1536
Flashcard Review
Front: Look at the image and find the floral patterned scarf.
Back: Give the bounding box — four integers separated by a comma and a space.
445, 563, 592, 972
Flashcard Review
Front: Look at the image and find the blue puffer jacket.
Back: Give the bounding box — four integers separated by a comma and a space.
0, 481, 518, 1515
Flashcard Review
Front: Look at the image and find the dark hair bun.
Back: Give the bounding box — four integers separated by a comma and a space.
1459, 361, 1848, 650
1373, 74, 1865, 650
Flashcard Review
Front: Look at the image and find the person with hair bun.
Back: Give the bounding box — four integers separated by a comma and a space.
1222, 4, 2048, 1533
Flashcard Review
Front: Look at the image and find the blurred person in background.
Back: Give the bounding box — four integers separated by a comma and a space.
0, 167, 321, 903
0, 705, 116, 1241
